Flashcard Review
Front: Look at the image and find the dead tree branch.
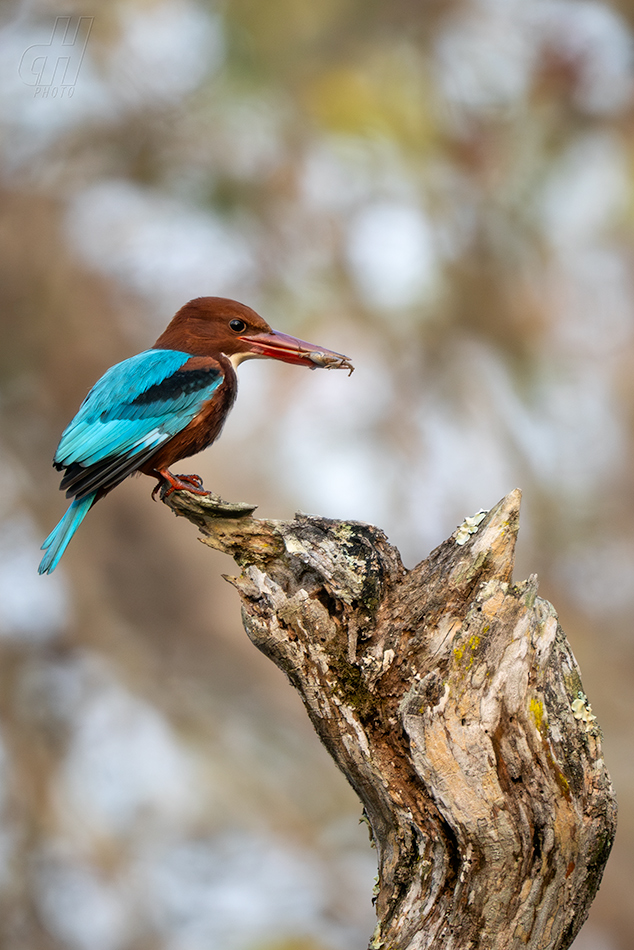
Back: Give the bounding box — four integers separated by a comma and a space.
162, 486, 617, 950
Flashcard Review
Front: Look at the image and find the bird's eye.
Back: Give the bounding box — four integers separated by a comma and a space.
229, 319, 247, 333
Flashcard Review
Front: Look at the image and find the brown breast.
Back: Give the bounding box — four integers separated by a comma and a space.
139, 357, 237, 475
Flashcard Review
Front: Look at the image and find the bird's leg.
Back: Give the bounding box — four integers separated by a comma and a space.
152, 468, 211, 500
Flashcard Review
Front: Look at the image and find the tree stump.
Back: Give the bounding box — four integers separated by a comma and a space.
162, 486, 617, 950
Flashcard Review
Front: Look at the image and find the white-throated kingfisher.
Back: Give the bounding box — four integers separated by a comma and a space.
39, 297, 353, 574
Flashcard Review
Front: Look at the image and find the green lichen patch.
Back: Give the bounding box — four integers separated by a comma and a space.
328, 647, 378, 722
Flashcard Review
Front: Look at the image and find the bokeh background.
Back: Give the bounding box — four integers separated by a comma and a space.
0, 0, 632, 947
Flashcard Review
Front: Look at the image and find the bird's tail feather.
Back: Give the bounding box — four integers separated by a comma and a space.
38, 492, 96, 575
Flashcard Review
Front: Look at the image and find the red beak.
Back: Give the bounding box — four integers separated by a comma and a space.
239, 329, 354, 374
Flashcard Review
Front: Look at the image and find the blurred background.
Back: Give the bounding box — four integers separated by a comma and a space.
0, 0, 632, 947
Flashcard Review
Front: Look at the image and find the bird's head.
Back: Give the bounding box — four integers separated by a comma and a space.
154, 297, 354, 374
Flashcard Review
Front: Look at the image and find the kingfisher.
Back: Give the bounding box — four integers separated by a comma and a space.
39, 297, 353, 574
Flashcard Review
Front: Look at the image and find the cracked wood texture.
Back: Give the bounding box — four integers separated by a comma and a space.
162, 487, 617, 950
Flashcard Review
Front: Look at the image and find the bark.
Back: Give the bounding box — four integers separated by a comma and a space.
162, 486, 617, 950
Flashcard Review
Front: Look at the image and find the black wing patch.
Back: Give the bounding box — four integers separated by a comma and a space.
131, 367, 221, 406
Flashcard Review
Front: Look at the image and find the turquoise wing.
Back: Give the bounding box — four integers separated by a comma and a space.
40, 349, 225, 575
54, 349, 224, 498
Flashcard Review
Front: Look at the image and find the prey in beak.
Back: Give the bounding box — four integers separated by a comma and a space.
237, 328, 354, 375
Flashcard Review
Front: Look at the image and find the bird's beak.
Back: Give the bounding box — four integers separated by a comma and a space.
238, 329, 354, 374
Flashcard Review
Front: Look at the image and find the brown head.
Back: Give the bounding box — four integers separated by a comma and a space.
153, 297, 354, 373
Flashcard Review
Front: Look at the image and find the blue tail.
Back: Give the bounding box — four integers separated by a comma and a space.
38, 493, 96, 575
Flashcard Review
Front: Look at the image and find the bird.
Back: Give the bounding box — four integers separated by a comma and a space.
39, 296, 353, 574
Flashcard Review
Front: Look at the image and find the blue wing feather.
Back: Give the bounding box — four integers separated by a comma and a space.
67, 350, 190, 418
54, 349, 223, 468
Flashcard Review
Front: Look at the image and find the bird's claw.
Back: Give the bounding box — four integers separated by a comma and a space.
152, 472, 210, 501
175, 473, 205, 490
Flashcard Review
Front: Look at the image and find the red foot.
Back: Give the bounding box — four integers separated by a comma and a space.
152, 469, 211, 501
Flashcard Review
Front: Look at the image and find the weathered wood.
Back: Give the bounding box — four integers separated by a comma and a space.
162, 486, 617, 950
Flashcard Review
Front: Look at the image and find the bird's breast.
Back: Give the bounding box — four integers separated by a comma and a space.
140, 370, 237, 472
